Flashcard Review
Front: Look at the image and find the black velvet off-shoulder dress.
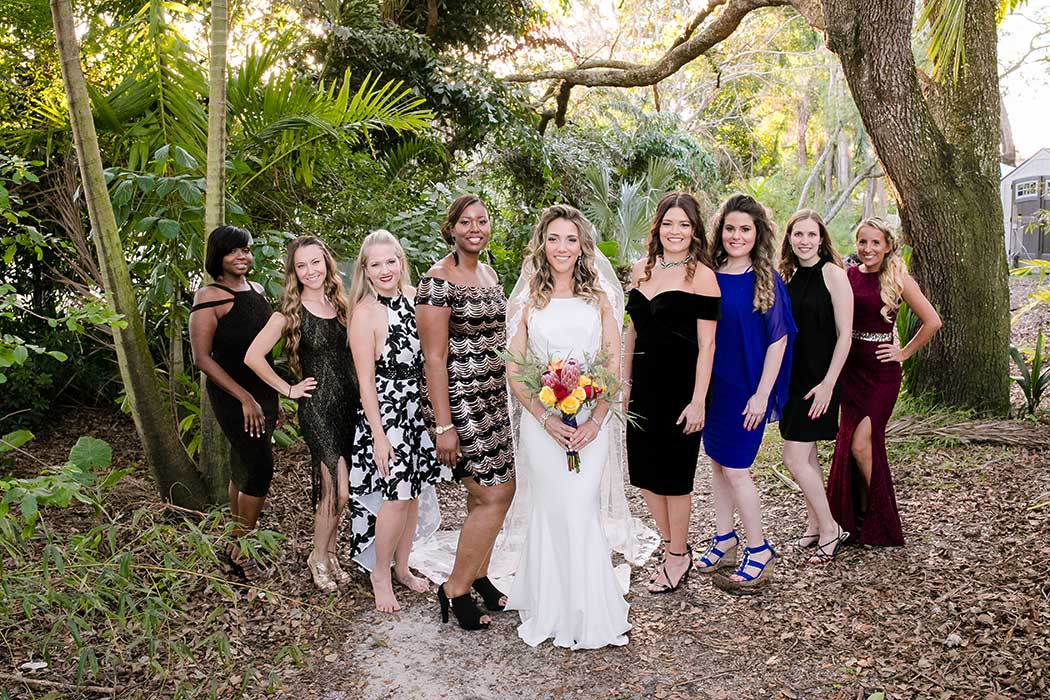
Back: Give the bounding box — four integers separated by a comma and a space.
626, 289, 721, 496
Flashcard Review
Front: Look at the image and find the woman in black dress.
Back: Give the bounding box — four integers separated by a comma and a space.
189, 226, 279, 577
777, 210, 852, 563
416, 194, 515, 630
245, 236, 359, 592
624, 192, 721, 594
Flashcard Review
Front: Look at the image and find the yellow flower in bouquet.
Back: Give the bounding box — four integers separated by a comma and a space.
539, 385, 557, 407
572, 387, 586, 401
559, 395, 582, 415
578, 376, 592, 387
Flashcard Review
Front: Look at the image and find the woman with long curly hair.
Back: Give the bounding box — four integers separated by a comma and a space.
503, 203, 647, 648
623, 192, 721, 595
777, 210, 853, 563
345, 230, 450, 613
825, 218, 940, 547
697, 193, 796, 595
245, 236, 359, 593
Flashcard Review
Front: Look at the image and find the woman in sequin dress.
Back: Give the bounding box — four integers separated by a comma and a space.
346, 230, 451, 613
416, 194, 515, 630
245, 236, 359, 593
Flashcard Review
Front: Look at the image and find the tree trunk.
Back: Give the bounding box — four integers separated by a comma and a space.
1000, 99, 1017, 167
50, 0, 209, 506
795, 92, 810, 167
835, 128, 850, 189
201, 0, 232, 503
823, 0, 1010, 414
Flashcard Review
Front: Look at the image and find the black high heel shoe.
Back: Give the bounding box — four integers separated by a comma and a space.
471, 576, 507, 612
438, 584, 490, 631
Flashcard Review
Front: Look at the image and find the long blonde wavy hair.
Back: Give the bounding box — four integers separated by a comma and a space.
346, 229, 412, 328
710, 193, 778, 312
639, 192, 713, 285
778, 209, 844, 283
524, 204, 606, 310
855, 217, 905, 322
280, 236, 351, 378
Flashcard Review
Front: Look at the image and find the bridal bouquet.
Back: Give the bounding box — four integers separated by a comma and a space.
504, 352, 622, 472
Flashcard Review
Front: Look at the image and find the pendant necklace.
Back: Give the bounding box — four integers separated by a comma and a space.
659, 254, 693, 269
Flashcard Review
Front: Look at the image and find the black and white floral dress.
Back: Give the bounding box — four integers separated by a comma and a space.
347, 293, 451, 570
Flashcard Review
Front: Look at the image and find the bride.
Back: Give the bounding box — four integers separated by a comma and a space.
503, 204, 654, 649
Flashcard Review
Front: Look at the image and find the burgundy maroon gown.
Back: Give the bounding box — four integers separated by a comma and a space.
825, 265, 905, 546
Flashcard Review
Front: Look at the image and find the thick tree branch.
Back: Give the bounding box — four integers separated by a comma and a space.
505, 0, 791, 86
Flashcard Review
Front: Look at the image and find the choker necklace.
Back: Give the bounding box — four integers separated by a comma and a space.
659, 255, 693, 269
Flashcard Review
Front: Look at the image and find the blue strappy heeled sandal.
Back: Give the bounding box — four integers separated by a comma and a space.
715, 540, 777, 595
695, 530, 739, 573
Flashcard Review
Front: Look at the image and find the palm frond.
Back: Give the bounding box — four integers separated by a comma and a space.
921, 0, 1028, 82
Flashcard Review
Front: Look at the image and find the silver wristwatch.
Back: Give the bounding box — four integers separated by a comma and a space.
434, 423, 455, 435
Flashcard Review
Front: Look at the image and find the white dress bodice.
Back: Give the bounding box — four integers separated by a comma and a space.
526, 296, 603, 364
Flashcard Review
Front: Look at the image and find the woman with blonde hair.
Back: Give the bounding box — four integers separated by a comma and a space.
826, 218, 940, 546
777, 210, 852, 563
345, 229, 450, 612
698, 193, 796, 594
245, 235, 359, 592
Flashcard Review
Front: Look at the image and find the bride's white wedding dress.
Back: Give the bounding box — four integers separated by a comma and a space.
505, 296, 630, 649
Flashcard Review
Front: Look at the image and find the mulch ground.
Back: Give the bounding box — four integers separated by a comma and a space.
3, 275, 1048, 699
5, 408, 1047, 700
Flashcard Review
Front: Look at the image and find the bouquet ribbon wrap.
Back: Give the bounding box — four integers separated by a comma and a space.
562, 413, 580, 472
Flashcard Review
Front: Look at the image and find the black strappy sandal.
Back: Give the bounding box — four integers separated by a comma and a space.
808, 529, 850, 565
471, 576, 507, 612
647, 539, 671, 584
649, 548, 692, 594
791, 531, 820, 552
438, 584, 490, 631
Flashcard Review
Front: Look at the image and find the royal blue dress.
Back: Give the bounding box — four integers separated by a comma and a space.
703, 269, 796, 469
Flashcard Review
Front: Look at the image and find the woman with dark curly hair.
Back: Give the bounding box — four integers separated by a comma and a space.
697, 194, 795, 595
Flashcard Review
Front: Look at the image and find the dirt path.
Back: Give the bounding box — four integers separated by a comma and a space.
333, 438, 1049, 700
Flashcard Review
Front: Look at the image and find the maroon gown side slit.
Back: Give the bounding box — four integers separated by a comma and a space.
826, 265, 905, 546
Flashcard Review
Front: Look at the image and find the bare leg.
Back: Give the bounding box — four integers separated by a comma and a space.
648, 493, 693, 592
313, 466, 339, 560
326, 459, 350, 556
371, 499, 412, 612
640, 489, 670, 583
228, 480, 241, 523
640, 489, 671, 542
234, 493, 266, 536
783, 440, 838, 541
444, 478, 515, 623
393, 499, 429, 593
708, 461, 737, 535
851, 417, 874, 487
721, 467, 772, 582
